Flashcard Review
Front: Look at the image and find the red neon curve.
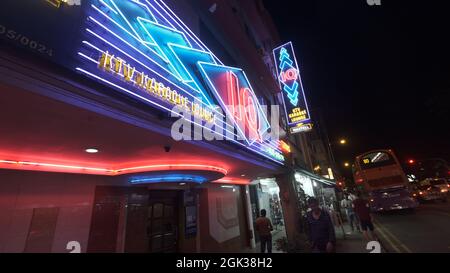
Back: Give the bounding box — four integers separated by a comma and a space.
0, 159, 227, 176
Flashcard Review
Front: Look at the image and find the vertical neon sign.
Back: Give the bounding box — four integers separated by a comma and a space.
273, 42, 312, 134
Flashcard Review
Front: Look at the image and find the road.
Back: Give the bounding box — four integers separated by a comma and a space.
373, 198, 450, 253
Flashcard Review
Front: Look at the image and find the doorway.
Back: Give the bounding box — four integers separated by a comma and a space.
146, 191, 179, 253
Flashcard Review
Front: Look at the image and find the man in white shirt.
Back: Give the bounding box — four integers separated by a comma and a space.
341, 194, 359, 232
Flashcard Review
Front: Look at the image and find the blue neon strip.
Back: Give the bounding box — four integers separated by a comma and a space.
75, 66, 284, 164
272, 42, 311, 126
155, 0, 224, 64
81, 26, 281, 152
89, 6, 212, 107
130, 174, 208, 184
81, 0, 284, 163
79, 38, 240, 141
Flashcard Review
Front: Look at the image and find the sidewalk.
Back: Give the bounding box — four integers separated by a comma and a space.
244, 228, 287, 253
335, 223, 386, 253
243, 224, 385, 253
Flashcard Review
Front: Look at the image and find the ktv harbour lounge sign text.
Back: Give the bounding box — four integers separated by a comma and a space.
98, 51, 214, 123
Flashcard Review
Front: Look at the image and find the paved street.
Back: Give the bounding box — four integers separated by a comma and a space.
373, 199, 450, 253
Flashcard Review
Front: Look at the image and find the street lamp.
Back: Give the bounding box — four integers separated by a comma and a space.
325, 137, 350, 179
344, 162, 350, 167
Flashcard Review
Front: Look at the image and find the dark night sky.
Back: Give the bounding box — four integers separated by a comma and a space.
263, 0, 450, 166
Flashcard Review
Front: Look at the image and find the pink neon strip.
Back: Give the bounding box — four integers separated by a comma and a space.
0, 160, 227, 176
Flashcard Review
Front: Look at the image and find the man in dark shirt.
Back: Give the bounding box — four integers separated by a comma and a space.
306, 198, 336, 253
352, 192, 375, 241
255, 209, 273, 253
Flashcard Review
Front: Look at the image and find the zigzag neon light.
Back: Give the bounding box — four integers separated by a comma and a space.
84, 21, 215, 115
107, 0, 158, 42
75, 67, 284, 164
90, 5, 175, 77
80, 37, 242, 142
99, 0, 118, 15
273, 41, 312, 126
92, 0, 270, 134
90, 0, 220, 110
90, 5, 182, 84
79, 40, 251, 144
87, 9, 272, 147
136, 16, 192, 79
81, 0, 283, 161
278, 47, 299, 106
91, 2, 215, 106
154, 0, 224, 64
77, 64, 282, 163
143, 0, 177, 30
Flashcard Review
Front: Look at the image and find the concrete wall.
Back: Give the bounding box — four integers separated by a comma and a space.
0, 169, 101, 253
0, 169, 250, 253
198, 184, 250, 252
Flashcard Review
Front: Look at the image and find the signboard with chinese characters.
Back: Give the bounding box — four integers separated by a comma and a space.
273, 42, 312, 134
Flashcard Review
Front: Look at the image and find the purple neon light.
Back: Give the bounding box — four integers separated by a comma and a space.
78, 48, 279, 156
272, 41, 311, 126
75, 67, 283, 164
155, 0, 224, 64
80, 35, 238, 141
83, 0, 283, 160
83, 21, 280, 152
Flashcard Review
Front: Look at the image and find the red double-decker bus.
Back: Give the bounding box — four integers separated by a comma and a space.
353, 149, 419, 212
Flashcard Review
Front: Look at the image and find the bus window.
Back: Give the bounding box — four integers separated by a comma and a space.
359, 151, 396, 170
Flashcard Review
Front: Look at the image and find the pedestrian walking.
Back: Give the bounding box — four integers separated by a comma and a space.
306, 197, 336, 253
340, 194, 359, 232
255, 209, 273, 253
352, 192, 376, 241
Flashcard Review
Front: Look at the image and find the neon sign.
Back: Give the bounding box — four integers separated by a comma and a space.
76, 0, 283, 163
290, 122, 313, 134
197, 63, 270, 144
0, 159, 228, 176
279, 140, 291, 154
0, 0, 284, 164
273, 42, 312, 134
130, 174, 208, 184
97, 51, 214, 122
265, 147, 285, 162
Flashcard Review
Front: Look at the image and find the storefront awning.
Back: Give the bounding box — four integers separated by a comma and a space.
296, 169, 336, 187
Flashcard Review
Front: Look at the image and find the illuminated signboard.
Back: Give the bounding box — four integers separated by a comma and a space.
279, 140, 291, 154
0, 0, 284, 164
273, 42, 312, 134
290, 122, 313, 134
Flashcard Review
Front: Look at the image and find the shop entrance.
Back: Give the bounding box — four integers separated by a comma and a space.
124, 189, 180, 253
249, 178, 287, 246
146, 191, 179, 253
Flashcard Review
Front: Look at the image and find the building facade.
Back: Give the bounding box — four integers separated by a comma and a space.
0, 0, 334, 253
